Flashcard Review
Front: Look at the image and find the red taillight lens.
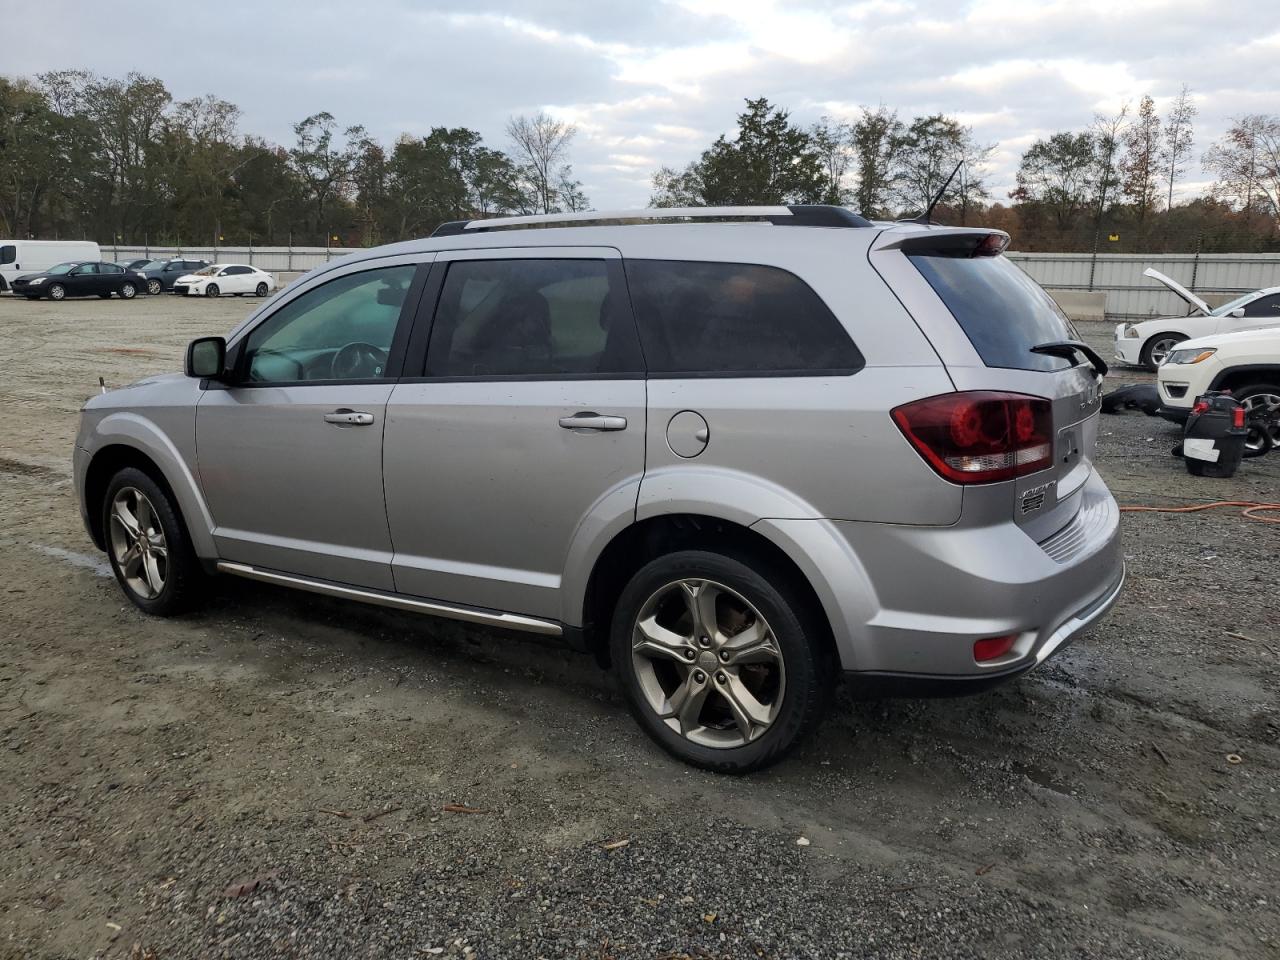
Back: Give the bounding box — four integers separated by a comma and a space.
1233, 406, 1246, 428
891, 391, 1053, 484
974, 634, 1018, 662
1191, 400, 1210, 415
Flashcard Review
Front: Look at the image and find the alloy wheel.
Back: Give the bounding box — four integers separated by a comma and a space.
147, 279, 162, 295
108, 487, 168, 600
1148, 336, 1180, 366
630, 578, 785, 749
49, 284, 65, 301
1241, 392, 1280, 453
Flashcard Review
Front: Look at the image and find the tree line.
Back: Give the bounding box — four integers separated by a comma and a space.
0, 71, 586, 247
652, 93, 1280, 252
2, 70, 1279, 252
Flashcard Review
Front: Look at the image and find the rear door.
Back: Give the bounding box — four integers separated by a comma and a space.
871, 231, 1103, 539
382, 247, 646, 619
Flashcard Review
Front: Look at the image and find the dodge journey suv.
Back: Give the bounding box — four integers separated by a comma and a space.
73, 205, 1124, 772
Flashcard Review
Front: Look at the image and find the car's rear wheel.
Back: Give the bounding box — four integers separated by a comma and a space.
255, 282, 269, 296
48, 283, 65, 301
147, 279, 162, 295
610, 550, 833, 774
1140, 333, 1185, 369
120, 282, 136, 299
103, 467, 203, 616
205, 283, 219, 298
1233, 383, 1280, 454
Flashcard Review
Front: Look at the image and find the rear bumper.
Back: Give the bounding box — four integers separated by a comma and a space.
758, 469, 1124, 684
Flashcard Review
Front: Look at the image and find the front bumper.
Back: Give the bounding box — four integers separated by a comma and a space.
1113, 325, 1143, 365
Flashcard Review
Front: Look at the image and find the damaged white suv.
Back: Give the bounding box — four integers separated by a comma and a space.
1157, 326, 1280, 453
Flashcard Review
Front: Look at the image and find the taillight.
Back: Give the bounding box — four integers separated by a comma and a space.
891, 391, 1053, 484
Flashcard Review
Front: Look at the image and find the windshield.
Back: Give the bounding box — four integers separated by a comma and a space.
1210, 292, 1257, 317
193, 265, 222, 276
45, 262, 78, 275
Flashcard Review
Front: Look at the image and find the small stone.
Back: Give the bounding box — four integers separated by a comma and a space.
796, 836, 811, 846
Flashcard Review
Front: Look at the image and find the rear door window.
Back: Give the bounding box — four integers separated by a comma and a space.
907, 249, 1075, 372
425, 258, 642, 378
624, 259, 862, 376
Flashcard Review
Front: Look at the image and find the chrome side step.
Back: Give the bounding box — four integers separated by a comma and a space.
215, 561, 563, 637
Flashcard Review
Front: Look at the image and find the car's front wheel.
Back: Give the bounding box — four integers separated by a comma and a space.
610, 549, 833, 774
1234, 383, 1280, 454
48, 283, 66, 301
103, 467, 203, 616
1140, 333, 1185, 369
147, 279, 162, 295
204, 283, 219, 298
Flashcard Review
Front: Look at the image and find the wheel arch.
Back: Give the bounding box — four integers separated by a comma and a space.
81, 416, 216, 558
1209, 364, 1280, 392
576, 512, 844, 670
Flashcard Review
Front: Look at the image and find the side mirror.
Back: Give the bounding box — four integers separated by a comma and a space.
1229, 308, 1245, 318
186, 336, 227, 379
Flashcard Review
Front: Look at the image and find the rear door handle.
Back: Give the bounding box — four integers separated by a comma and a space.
324, 409, 375, 426
558, 412, 627, 432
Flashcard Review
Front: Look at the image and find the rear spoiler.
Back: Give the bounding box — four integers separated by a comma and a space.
884, 231, 1010, 258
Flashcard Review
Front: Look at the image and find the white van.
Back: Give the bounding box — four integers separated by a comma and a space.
0, 240, 102, 292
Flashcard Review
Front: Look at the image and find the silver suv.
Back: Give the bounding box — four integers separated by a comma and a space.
73, 206, 1124, 772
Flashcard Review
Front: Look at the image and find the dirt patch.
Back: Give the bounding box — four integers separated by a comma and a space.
0, 295, 1277, 959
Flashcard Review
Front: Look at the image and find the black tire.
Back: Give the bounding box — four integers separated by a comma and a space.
255, 282, 268, 297
101, 466, 204, 616
119, 282, 136, 299
609, 549, 834, 774
1139, 333, 1186, 370
1232, 382, 1280, 455
147, 279, 162, 296
205, 283, 219, 298
48, 283, 66, 301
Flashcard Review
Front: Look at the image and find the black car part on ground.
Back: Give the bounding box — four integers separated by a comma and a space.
1101, 383, 1163, 416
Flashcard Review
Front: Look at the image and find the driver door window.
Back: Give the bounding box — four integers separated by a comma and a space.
242, 264, 416, 382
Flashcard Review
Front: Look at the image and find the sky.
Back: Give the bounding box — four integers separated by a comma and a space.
5, 0, 1278, 210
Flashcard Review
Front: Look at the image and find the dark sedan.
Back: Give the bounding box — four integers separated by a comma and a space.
139, 258, 210, 295
11, 261, 149, 301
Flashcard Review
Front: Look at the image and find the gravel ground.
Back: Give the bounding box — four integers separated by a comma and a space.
0, 293, 1277, 960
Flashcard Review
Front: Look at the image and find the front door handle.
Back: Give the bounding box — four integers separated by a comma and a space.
324, 409, 375, 426
558, 412, 627, 432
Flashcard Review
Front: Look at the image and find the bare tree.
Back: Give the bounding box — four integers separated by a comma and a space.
506, 112, 577, 214
1121, 94, 1161, 223
1162, 84, 1197, 210
1204, 114, 1280, 224
809, 116, 854, 204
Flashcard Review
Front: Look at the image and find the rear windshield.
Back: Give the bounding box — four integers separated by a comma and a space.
908, 252, 1075, 372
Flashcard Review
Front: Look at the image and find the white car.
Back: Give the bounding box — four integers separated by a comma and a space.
1156, 326, 1280, 453
1114, 268, 1280, 370
173, 263, 276, 298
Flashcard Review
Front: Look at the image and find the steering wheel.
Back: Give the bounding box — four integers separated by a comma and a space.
331, 341, 389, 380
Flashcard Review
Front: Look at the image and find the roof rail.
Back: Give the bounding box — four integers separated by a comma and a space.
429, 204, 872, 237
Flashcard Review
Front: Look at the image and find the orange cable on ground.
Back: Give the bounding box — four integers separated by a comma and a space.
1119, 500, 1280, 524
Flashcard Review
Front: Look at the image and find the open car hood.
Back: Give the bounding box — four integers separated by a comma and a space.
1143, 267, 1212, 316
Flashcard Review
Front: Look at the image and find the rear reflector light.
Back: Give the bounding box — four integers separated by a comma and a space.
891, 391, 1053, 484
974, 634, 1017, 662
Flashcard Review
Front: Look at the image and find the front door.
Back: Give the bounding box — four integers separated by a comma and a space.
383, 248, 647, 619
195, 257, 429, 589
67, 262, 100, 296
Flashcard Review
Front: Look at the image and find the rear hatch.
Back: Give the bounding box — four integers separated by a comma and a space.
872, 229, 1105, 539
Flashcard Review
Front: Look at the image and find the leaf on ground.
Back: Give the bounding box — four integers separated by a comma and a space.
222, 869, 280, 898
